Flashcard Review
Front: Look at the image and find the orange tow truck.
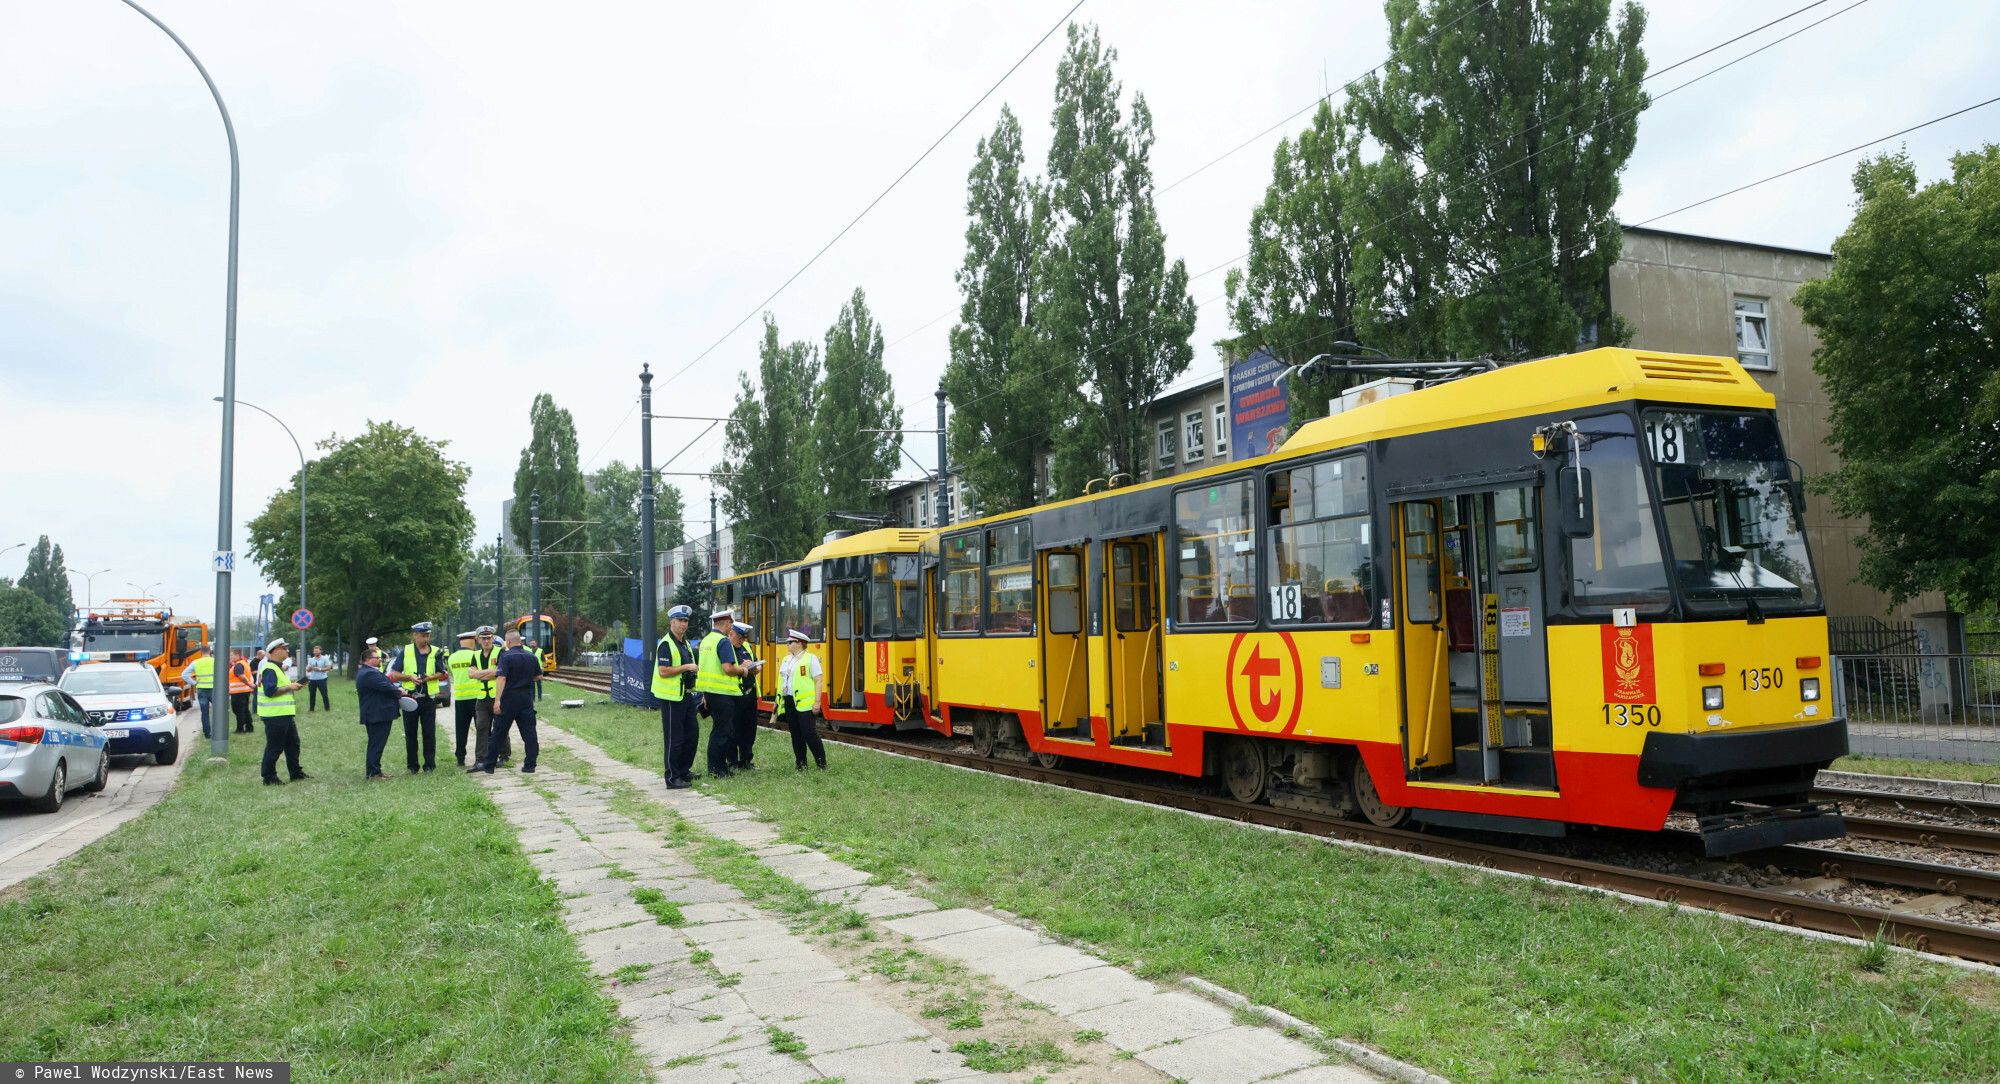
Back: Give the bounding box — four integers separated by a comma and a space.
69, 599, 210, 710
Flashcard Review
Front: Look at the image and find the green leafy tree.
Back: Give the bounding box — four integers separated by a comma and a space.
1349, 0, 1647, 359
1041, 23, 1197, 493
717, 315, 823, 566
1225, 100, 1371, 421
17, 536, 73, 617
0, 585, 65, 646
944, 105, 1068, 515
581, 462, 684, 626
246, 421, 475, 663
1796, 145, 2000, 606
816, 288, 904, 517
509, 393, 590, 618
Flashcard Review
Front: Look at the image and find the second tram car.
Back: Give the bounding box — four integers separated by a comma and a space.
917, 347, 1845, 855
511, 614, 559, 672
715, 528, 936, 731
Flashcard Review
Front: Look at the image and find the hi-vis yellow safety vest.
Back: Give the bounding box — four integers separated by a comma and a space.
256, 661, 296, 717
789, 655, 817, 708
695, 631, 738, 695
397, 645, 445, 694
653, 636, 691, 702
187, 655, 215, 690
448, 647, 493, 699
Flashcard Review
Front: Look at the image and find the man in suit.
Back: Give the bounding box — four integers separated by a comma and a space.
353, 645, 404, 781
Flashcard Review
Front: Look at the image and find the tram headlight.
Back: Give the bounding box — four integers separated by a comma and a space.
1800, 677, 1820, 702
1702, 685, 1724, 711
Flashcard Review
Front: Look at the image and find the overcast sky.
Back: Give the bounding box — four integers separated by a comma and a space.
3, 0, 1995, 625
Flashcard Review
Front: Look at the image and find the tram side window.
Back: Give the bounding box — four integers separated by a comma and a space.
1569, 413, 1671, 613
779, 570, 802, 640
941, 532, 983, 633
1265, 455, 1373, 624
1494, 487, 1539, 572
984, 522, 1034, 633
1046, 552, 1082, 635
1177, 479, 1256, 625
799, 566, 823, 640
867, 558, 896, 640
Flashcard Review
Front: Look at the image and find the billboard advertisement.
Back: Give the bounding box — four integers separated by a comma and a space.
1228, 348, 1290, 460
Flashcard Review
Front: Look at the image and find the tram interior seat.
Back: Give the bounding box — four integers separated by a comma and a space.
1320, 588, 1369, 624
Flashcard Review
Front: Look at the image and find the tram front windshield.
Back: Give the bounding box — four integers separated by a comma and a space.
1644, 409, 1820, 613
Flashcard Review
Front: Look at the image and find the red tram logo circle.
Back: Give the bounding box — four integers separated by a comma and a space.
1224, 631, 1305, 736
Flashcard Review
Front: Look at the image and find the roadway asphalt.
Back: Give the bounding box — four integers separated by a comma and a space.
0, 704, 200, 892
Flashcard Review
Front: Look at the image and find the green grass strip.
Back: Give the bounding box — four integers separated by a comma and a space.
1, 682, 647, 1082
1832, 755, 2000, 784
545, 682, 2000, 1083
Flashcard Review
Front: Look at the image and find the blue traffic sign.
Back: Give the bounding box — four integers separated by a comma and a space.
291, 608, 315, 630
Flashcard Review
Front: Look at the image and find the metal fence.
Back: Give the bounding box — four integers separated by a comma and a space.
1836, 652, 2000, 763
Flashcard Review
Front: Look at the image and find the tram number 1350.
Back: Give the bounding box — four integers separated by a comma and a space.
1602, 703, 1663, 727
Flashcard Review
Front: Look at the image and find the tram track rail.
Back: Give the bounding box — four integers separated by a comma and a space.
548, 668, 2000, 964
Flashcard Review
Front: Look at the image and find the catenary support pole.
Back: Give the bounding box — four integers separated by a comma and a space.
639, 364, 657, 661
935, 382, 949, 527
530, 491, 542, 699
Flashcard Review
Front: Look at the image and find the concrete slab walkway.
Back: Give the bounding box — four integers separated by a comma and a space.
517, 721, 1390, 1084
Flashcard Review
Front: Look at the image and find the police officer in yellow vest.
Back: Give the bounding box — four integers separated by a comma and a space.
388, 621, 449, 773
654, 604, 701, 789
181, 648, 215, 740
779, 628, 827, 770
258, 638, 309, 785
696, 609, 748, 779
448, 629, 502, 768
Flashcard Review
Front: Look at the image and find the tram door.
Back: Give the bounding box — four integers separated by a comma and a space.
1038, 548, 1090, 740
1396, 501, 1452, 774
749, 593, 779, 699
831, 584, 864, 710
1105, 537, 1163, 745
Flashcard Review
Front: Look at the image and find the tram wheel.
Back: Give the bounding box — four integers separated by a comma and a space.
971, 716, 997, 758
1033, 750, 1063, 770
1348, 759, 1411, 829
1221, 736, 1268, 804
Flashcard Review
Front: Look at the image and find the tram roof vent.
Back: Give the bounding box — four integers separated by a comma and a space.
822, 529, 854, 544
1635, 353, 1742, 385
1328, 377, 1418, 417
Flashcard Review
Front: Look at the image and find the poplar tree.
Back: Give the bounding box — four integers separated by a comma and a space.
1349, 0, 1647, 359
1041, 23, 1197, 493
943, 105, 1067, 515
717, 315, 823, 566
17, 537, 73, 617
1225, 101, 1369, 420
510, 393, 590, 610
815, 288, 903, 517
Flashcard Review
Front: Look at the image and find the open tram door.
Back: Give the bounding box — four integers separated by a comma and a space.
1394, 484, 1554, 790
1037, 546, 1091, 743
1104, 534, 1164, 748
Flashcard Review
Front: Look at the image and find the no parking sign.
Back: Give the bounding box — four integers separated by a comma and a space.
291, 608, 315, 630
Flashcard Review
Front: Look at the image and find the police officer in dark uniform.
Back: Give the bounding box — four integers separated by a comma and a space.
655, 605, 700, 789
730, 621, 763, 770
387, 621, 449, 774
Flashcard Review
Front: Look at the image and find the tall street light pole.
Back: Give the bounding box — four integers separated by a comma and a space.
119, 0, 241, 760
67, 568, 114, 613
221, 397, 307, 664
639, 365, 657, 659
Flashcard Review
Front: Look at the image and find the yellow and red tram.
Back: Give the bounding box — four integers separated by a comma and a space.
715, 528, 936, 732
913, 347, 1844, 855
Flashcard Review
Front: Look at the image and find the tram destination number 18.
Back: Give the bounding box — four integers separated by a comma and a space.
1602, 703, 1662, 727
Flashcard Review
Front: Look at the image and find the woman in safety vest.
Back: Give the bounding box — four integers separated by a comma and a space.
227, 648, 257, 734
778, 628, 826, 770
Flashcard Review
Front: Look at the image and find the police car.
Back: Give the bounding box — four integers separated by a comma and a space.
58, 662, 181, 766
0, 683, 108, 813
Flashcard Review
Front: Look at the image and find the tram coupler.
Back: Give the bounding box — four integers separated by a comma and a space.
1696, 800, 1846, 856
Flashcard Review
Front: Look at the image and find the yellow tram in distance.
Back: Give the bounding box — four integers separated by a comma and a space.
715, 528, 935, 731
921, 347, 1845, 855
511, 613, 559, 673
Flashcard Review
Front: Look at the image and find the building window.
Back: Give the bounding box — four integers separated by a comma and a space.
1184, 410, 1206, 463
1734, 296, 1772, 370
1213, 403, 1229, 458
919, 493, 930, 527
1157, 419, 1175, 467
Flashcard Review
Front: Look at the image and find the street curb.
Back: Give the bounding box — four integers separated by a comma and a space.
1179, 976, 1450, 1084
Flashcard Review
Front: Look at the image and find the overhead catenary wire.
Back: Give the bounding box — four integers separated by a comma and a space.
689, 0, 1872, 499
656, 0, 1088, 389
